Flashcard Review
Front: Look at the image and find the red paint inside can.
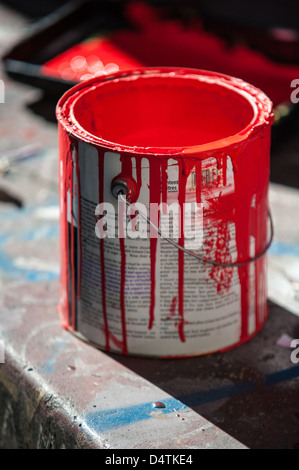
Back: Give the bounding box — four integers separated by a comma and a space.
57, 68, 274, 357
71, 75, 255, 149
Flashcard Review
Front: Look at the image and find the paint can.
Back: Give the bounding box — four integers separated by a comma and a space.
56, 68, 274, 357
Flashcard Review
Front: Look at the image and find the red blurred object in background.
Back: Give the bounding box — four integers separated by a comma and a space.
42, 1, 299, 107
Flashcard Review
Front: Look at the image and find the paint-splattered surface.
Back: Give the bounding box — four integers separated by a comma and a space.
268, 183, 299, 317
0, 5, 298, 450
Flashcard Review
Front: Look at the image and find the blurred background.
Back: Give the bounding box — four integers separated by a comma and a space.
1, 0, 299, 186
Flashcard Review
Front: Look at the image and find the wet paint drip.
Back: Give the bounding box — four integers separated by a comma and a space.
60, 131, 74, 330
118, 155, 132, 354
135, 157, 142, 195
98, 150, 110, 351
177, 160, 188, 342
228, 138, 270, 340
165, 296, 177, 322
195, 159, 202, 205
64, 146, 71, 330
98, 151, 132, 354
58, 137, 81, 331
70, 153, 76, 330
232, 146, 251, 340
74, 145, 82, 301
148, 159, 161, 330
221, 155, 227, 188
161, 159, 168, 209
169, 296, 177, 317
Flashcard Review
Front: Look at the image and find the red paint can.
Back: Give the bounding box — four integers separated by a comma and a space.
56, 68, 274, 357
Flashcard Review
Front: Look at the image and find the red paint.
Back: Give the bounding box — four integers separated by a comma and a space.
169, 297, 177, 317
69, 74, 257, 151
99, 237, 110, 350
118, 186, 126, 240
65, 151, 72, 329
42, 35, 142, 82
120, 154, 133, 177
70, 156, 76, 329
74, 145, 82, 300
222, 154, 227, 188
57, 68, 273, 356
98, 150, 110, 351
58, 127, 75, 330
148, 159, 161, 330
45, 1, 298, 108
177, 159, 187, 342
98, 150, 130, 354
135, 157, 142, 194
161, 158, 168, 209
122, 1, 299, 107
119, 156, 132, 352
106, 330, 126, 352
195, 160, 202, 205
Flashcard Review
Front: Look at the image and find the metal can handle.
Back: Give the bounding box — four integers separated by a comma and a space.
112, 181, 274, 269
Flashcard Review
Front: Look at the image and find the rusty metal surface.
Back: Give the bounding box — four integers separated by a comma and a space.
0, 4, 298, 450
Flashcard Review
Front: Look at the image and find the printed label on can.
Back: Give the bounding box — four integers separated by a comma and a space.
65, 143, 262, 357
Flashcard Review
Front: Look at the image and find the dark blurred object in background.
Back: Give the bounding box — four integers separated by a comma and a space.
2, 0, 299, 145
2, 0, 299, 35
1, 0, 70, 18
2, 0, 299, 191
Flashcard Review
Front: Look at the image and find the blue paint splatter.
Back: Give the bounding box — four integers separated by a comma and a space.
269, 241, 299, 257
85, 397, 188, 433
0, 202, 59, 281
0, 234, 59, 281
38, 338, 71, 374
22, 224, 59, 242
84, 365, 299, 433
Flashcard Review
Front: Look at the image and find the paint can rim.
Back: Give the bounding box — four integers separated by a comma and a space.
56, 66, 273, 156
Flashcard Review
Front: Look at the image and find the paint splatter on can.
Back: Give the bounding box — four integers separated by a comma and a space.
56, 68, 274, 357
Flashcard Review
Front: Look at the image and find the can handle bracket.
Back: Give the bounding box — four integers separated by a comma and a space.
111, 175, 139, 203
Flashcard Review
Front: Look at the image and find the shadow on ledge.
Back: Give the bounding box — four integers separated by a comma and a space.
104, 301, 299, 449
